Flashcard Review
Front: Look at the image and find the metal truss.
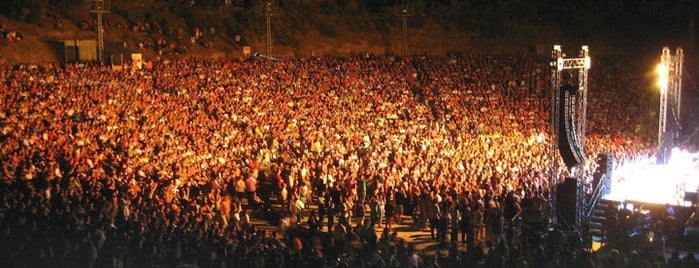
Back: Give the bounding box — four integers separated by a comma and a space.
658, 47, 683, 161
550, 45, 590, 228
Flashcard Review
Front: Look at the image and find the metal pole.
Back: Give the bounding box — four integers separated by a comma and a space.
578, 46, 589, 151
97, 11, 103, 63
550, 45, 562, 226
675, 48, 684, 124
659, 47, 670, 151
395, 0, 412, 58
266, 2, 272, 63
261, 0, 278, 68
402, 9, 407, 57
91, 0, 109, 64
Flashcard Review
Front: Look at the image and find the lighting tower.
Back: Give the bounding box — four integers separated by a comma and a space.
550, 45, 591, 226
260, 0, 278, 65
394, 0, 413, 57
91, 0, 110, 63
657, 47, 684, 164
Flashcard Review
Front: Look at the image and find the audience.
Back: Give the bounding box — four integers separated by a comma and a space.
0, 54, 691, 267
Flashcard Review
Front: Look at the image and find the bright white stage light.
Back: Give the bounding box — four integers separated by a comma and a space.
657, 63, 668, 92
584, 56, 591, 69
606, 149, 699, 207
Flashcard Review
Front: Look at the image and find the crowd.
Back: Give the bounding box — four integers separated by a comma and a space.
0, 23, 22, 44
0, 53, 690, 267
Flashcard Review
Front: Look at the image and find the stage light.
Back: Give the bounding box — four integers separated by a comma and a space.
582, 45, 591, 69
607, 149, 699, 207
557, 57, 564, 71
585, 56, 591, 69
657, 63, 668, 92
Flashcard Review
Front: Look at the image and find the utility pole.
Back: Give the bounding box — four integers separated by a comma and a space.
91, 0, 110, 64
260, 0, 278, 66
394, 0, 413, 58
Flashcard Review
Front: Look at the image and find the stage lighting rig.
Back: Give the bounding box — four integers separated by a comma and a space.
657, 47, 683, 164
549, 45, 591, 228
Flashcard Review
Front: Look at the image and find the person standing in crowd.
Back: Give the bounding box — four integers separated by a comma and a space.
438, 195, 452, 243
245, 174, 258, 209
385, 192, 395, 230
503, 192, 520, 247
274, 163, 286, 204
370, 195, 380, 228
234, 176, 246, 201
487, 200, 505, 247
326, 190, 336, 232
307, 210, 319, 233
357, 175, 367, 206
428, 192, 441, 241
459, 197, 475, 246
395, 183, 406, 225
317, 192, 327, 230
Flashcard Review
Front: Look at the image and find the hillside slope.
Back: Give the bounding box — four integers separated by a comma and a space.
0, 0, 638, 63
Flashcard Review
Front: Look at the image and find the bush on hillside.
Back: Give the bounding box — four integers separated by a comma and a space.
273, 23, 299, 48
317, 21, 337, 38
0, 0, 43, 23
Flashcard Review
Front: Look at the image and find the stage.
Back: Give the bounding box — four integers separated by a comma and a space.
602, 150, 699, 207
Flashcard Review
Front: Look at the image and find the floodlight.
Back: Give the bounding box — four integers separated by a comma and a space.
584, 56, 591, 69
657, 63, 668, 92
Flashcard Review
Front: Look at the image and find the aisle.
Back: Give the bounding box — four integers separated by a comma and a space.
246, 196, 475, 256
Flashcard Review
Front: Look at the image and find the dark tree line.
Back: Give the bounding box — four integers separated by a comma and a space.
0, 0, 83, 22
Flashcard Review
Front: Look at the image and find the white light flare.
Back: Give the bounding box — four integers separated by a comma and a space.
657, 63, 668, 93
606, 149, 699, 207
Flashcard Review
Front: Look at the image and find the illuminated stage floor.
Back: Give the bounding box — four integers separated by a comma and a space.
603, 151, 698, 207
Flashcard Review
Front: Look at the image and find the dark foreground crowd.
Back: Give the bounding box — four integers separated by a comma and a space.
0, 54, 694, 267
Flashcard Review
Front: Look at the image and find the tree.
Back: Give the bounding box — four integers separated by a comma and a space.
0, 0, 44, 23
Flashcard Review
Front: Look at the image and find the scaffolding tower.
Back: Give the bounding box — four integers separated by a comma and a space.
657, 47, 684, 163
550, 45, 591, 227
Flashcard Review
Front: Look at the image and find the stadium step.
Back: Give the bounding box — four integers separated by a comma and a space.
588, 199, 620, 242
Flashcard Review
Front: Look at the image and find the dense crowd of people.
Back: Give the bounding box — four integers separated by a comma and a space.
0, 23, 22, 44
0, 53, 692, 267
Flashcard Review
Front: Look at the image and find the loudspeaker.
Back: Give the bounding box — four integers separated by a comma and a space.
597, 153, 614, 175
556, 177, 582, 226
592, 153, 614, 196
557, 85, 587, 169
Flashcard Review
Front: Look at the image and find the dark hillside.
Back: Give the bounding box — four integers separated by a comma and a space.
0, 0, 696, 63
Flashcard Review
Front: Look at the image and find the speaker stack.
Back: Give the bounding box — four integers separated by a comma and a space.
557, 84, 587, 169
556, 177, 584, 228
